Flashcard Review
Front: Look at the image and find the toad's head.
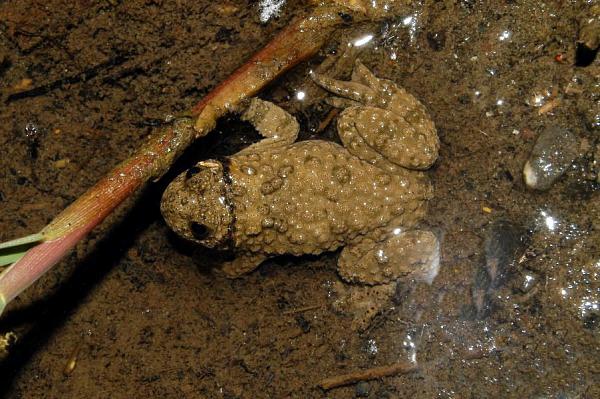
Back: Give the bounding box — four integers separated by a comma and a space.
161, 160, 234, 249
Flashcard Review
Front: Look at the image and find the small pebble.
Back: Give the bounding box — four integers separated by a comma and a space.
54, 158, 70, 169
12, 78, 32, 91
523, 126, 579, 190
516, 271, 538, 294
215, 3, 239, 17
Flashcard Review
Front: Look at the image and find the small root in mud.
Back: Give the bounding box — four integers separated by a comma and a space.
318, 361, 418, 390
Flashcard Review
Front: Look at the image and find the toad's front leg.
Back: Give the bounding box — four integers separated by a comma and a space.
221, 252, 267, 278
313, 60, 439, 171
236, 98, 299, 155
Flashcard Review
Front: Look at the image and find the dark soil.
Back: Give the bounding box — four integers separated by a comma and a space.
1, 1, 598, 398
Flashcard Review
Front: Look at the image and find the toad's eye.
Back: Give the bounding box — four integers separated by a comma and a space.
190, 222, 210, 240
186, 166, 201, 179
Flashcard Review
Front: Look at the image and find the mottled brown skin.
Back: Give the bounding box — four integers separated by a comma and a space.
227, 141, 431, 264
161, 60, 440, 330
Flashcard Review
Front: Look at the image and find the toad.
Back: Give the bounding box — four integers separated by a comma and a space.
161, 60, 440, 330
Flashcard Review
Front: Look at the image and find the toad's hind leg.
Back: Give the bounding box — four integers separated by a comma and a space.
237, 98, 299, 155
337, 230, 441, 286
313, 59, 439, 170
331, 230, 440, 331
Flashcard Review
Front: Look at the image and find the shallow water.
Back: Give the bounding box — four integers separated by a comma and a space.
0, 1, 598, 397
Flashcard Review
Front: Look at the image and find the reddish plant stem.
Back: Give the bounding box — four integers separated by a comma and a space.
0, 4, 356, 313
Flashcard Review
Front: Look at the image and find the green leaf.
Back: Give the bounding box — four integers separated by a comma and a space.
0, 233, 44, 267
0, 250, 28, 267
0, 233, 43, 250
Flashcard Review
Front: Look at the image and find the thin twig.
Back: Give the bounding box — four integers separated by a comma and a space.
318, 361, 418, 390
315, 108, 340, 133
283, 304, 322, 315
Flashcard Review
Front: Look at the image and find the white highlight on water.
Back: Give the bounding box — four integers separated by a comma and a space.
258, 0, 286, 23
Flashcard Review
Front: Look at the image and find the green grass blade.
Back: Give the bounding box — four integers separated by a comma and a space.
0, 233, 43, 267
0, 251, 27, 267
0, 233, 43, 250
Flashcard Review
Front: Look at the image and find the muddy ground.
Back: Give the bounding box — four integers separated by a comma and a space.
0, 0, 599, 398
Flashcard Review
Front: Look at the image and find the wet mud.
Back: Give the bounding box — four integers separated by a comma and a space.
0, 1, 599, 398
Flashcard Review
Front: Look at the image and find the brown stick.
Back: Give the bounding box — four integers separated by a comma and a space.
318, 362, 418, 390
315, 108, 340, 133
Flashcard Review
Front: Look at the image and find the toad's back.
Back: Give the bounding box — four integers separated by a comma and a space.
228, 140, 432, 255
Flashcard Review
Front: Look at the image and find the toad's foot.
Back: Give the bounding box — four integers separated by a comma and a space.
312, 59, 439, 171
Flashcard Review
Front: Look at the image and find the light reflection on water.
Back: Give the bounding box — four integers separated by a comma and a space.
258, 0, 286, 23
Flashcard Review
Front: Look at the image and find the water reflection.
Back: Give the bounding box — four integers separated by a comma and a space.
258, 0, 286, 23
353, 34, 374, 47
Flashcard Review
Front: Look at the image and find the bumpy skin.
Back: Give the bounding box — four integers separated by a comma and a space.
161, 60, 440, 330
228, 141, 430, 258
